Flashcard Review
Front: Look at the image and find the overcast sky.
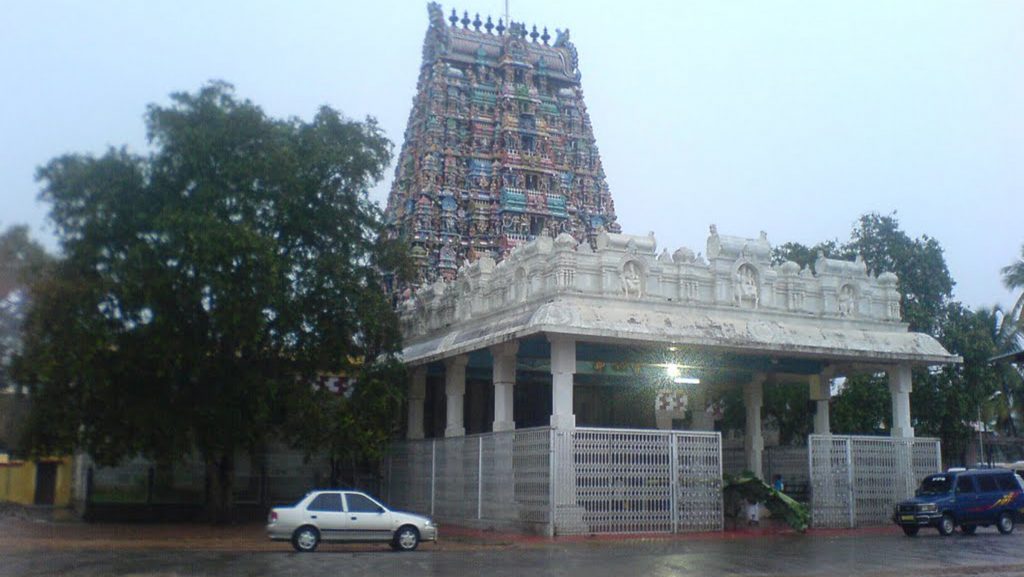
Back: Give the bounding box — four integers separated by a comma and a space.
2, 0, 1021, 310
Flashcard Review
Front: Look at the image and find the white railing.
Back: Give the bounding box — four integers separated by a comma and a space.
387, 427, 552, 533
388, 426, 724, 535
809, 434, 941, 528
552, 427, 723, 535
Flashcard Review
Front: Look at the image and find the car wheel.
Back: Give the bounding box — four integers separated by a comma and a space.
393, 525, 420, 552
292, 526, 320, 552
960, 524, 977, 535
997, 512, 1015, 535
901, 525, 919, 537
938, 514, 955, 536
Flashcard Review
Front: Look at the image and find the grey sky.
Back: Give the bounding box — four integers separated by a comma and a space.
2, 0, 1021, 310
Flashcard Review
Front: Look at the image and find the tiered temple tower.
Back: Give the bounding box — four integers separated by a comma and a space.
385, 3, 620, 286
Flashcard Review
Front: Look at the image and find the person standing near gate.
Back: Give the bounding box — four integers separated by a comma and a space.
773, 474, 785, 493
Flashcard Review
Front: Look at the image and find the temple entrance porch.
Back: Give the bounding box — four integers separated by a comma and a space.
390, 334, 941, 535
391, 228, 958, 535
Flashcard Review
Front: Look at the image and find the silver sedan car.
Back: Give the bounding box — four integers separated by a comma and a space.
266, 490, 437, 552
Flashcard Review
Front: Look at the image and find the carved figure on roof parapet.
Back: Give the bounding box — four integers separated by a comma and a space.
734, 263, 760, 309
621, 260, 644, 299
838, 284, 857, 317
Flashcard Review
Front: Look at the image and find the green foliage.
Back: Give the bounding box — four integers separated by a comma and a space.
723, 472, 809, 532
775, 213, 959, 440
831, 374, 890, 435
764, 380, 811, 445
1002, 244, 1024, 292
770, 239, 843, 269
0, 226, 53, 394
913, 303, 999, 463
847, 213, 954, 334
14, 82, 405, 520
284, 357, 406, 488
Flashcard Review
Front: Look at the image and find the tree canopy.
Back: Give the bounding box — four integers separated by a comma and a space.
14, 82, 407, 520
765, 213, 987, 460
0, 225, 52, 395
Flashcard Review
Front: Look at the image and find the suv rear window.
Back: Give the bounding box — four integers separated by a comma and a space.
977, 474, 999, 492
996, 474, 1020, 491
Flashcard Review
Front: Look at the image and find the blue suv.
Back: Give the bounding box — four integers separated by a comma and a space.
894, 468, 1024, 536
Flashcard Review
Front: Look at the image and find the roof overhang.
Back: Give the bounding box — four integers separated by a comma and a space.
402, 297, 962, 367
990, 349, 1024, 364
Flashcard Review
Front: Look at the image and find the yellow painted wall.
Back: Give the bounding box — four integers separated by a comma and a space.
0, 457, 73, 506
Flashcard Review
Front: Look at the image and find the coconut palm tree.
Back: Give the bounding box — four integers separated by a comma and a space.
991, 246, 1024, 436
984, 304, 1024, 435
1003, 244, 1024, 293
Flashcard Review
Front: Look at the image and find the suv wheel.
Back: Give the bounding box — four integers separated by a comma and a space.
292, 526, 320, 552
938, 514, 955, 536
901, 525, 919, 537
997, 512, 1015, 535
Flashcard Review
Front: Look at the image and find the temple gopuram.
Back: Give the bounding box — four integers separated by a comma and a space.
384, 3, 620, 286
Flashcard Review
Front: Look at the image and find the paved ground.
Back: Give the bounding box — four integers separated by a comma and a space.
4, 516, 1024, 577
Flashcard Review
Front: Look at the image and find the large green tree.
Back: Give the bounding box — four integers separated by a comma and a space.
913, 303, 999, 463
772, 213, 957, 439
14, 82, 406, 521
0, 225, 52, 394
0, 226, 53, 451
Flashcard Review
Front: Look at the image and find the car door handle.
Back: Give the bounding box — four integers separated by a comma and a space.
310, 515, 317, 519
351, 517, 357, 520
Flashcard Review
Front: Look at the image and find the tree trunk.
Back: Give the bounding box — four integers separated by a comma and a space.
204, 452, 235, 524
329, 456, 341, 488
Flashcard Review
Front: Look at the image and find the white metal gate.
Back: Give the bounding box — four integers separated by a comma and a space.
552, 427, 723, 535
390, 427, 724, 535
808, 434, 941, 528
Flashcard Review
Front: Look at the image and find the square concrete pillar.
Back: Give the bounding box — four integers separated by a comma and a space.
690, 388, 715, 432
887, 365, 914, 438
744, 374, 766, 478
808, 372, 831, 435
407, 365, 427, 440
490, 341, 519, 432
444, 355, 469, 438
548, 334, 576, 430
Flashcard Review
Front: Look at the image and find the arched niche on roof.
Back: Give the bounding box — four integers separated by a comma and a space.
733, 262, 760, 309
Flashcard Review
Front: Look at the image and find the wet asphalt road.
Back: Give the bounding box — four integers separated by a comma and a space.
5, 529, 1024, 577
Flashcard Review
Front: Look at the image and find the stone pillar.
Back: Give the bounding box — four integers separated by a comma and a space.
549, 335, 576, 429
888, 365, 914, 438
808, 373, 831, 436
491, 341, 519, 432
444, 355, 468, 438
407, 366, 427, 440
744, 374, 766, 478
690, 388, 715, 431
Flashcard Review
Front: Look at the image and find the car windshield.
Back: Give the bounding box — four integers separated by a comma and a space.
918, 475, 952, 495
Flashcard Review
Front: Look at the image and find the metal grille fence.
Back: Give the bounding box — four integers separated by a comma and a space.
389, 427, 723, 535
809, 434, 941, 528
386, 427, 552, 533
764, 446, 809, 502
552, 428, 723, 535
675, 432, 725, 532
